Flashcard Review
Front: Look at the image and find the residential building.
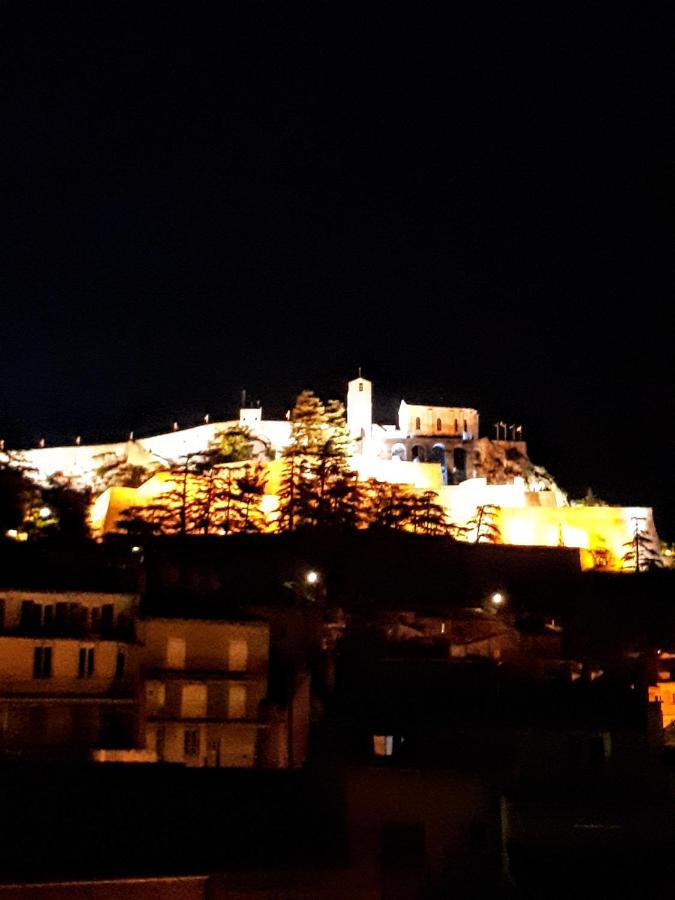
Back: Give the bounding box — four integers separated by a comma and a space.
141, 616, 271, 767
0, 590, 140, 758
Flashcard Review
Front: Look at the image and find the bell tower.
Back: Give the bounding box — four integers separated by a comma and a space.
347, 370, 373, 450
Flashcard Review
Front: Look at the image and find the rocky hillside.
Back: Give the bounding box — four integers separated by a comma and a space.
473, 437, 566, 497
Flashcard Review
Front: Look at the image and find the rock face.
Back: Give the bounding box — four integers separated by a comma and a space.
473, 438, 564, 495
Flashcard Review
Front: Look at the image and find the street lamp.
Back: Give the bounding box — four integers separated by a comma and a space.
305, 570, 319, 586
482, 590, 507, 615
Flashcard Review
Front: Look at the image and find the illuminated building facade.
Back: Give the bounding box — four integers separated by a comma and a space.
142, 617, 272, 768
2, 373, 663, 570
0, 590, 140, 758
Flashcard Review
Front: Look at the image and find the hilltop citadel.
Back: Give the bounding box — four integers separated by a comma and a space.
3, 373, 662, 571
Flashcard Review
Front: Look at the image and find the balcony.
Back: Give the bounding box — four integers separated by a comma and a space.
4, 601, 135, 641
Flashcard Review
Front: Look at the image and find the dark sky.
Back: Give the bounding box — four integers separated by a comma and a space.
1, 8, 672, 536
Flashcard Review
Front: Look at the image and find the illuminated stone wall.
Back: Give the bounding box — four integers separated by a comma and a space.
398, 401, 479, 439
8, 418, 293, 487
496, 504, 661, 571
89, 461, 662, 572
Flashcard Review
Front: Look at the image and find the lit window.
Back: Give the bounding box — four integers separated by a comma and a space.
166, 637, 186, 669
228, 685, 247, 719
229, 639, 248, 671
145, 680, 166, 713
373, 735, 394, 756
181, 683, 207, 717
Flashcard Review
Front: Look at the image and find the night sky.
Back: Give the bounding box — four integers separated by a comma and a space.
1, 8, 672, 536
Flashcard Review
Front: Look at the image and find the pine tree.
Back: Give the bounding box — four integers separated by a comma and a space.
38, 474, 92, 540
235, 464, 268, 532
621, 518, 663, 572
447, 519, 471, 541
363, 480, 416, 531
289, 390, 326, 453
409, 490, 448, 535
318, 399, 353, 525
117, 449, 220, 536
0, 452, 40, 534
117, 500, 179, 537
277, 391, 326, 530
468, 504, 502, 543
210, 426, 256, 463
94, 459, 158, 492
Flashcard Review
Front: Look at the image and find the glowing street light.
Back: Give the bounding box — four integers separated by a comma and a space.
305, 570, 319, 585
39, 506, 52, 519
490, 591, 504, 606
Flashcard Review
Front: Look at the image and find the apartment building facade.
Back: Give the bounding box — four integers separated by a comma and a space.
0, 590, 140, 757
142, 616, 271, 767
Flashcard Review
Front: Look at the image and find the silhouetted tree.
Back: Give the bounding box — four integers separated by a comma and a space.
234, 465, 268, 532
118, 458, 269, 537
409, 489, 448, 535
0, 453, 39, 533
621, 518, 663, 572
94, 459, 158, 491
316, 399, 354, 525
35, 473, 92, 541
210, 426, 258, 463
363, 480, 416, 530
468, 504, 502, 543
278, 391, 326, 530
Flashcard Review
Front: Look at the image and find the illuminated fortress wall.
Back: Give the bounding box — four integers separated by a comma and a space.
89, 462, 658, 572
496, 505, 661, 571
11, 419, 293, 487
398, 401, 479, 440
7, 374, 664, 571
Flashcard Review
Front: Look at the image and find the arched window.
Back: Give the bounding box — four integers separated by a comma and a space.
454, 418, 459, 434
463, 419, 468, 433
431, 443, 447, 484
359, 382, 363, 392
415, 417, 421, 430
436, 418, 442, 432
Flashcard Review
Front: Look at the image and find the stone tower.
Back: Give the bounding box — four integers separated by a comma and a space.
347, 372, 373, 450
